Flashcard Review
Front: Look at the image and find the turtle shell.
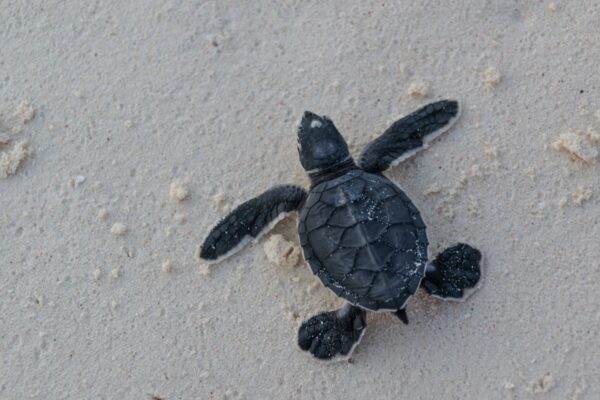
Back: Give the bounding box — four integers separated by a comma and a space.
298, 169, 428, 311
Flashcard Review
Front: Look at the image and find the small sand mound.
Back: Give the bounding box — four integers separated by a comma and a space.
161, 260, 173, 273
481, 66, 502, 88
110, 222, 128, 237
97, 208, 109, 221
212, 192, 229, 210
527, 374, 555, 394
586, 126, 599, 143
0, 140, 31, 179
551, 132, 598, 163
13, 99, 35, 123
263, 234, 301, 269
572, 186, 593, 206
198, 263, 211, 277
407, 81, 428, 97
170, 180, 190, 202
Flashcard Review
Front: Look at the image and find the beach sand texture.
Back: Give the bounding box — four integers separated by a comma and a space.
1, 1, 599, 399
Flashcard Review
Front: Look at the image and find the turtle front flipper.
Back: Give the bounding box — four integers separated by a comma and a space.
422, 243, 483, 301
358, 100, 460, 173
199, 184, 306, 264
298, 303, 367, 361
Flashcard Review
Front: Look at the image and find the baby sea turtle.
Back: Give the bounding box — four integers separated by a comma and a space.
199, 100, 483, 360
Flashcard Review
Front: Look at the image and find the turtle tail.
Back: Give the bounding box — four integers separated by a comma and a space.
421, 243, 483, 301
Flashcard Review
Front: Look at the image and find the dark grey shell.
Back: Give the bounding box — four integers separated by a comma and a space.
298, 169, 428, 311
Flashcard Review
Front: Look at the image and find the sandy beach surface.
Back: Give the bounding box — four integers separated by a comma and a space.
1, 1, 599, 399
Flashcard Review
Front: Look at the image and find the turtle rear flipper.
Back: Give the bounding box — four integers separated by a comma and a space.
422, 243, 483, 301
358, 100, 460, 173
199, 184, 306, 264
298, 303, 367, 361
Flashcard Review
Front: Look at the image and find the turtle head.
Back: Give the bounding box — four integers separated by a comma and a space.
297, 111, 352, 174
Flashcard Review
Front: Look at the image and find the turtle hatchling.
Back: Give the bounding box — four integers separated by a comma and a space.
199, 100, 483, 360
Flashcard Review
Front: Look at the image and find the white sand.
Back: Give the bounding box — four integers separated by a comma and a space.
481, 66, 502, 89
1, 1, 599, 399
552, 131, 598, 163
0, 140, 30, 179
263, 234, 301, 269
169, 179, 190, 202
110, 222, 128, 237
406, 81, 428, 97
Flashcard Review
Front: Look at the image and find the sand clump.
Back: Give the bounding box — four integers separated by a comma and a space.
0, 140, 31, 179
527, 374, 556, 394
92, 268, 102, 281
110, 222, 128, 236
425, 150, 492, 219
173, 212, 187, 224
467, 195, 480, 216
423, 182, 443, 196
484, 145, 499, 160
0, 100, 36, 178
557, 197, 569, 209
481, 66, 502, 88
571, 377, 588, 400
263, 234, 301, 269
198, 263, 211, 277
74, 175, 85, 185
212, 192, 229, 210
97, 208, 109, 221
110, 267, 122, 280
13, 99, 35, 123
585, 126, 600, 143
551, 131, 598, 163
406, 81, 428, 97
572, 186, 592, 206
169, 180, 190, 202
161, 260, 173, 273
